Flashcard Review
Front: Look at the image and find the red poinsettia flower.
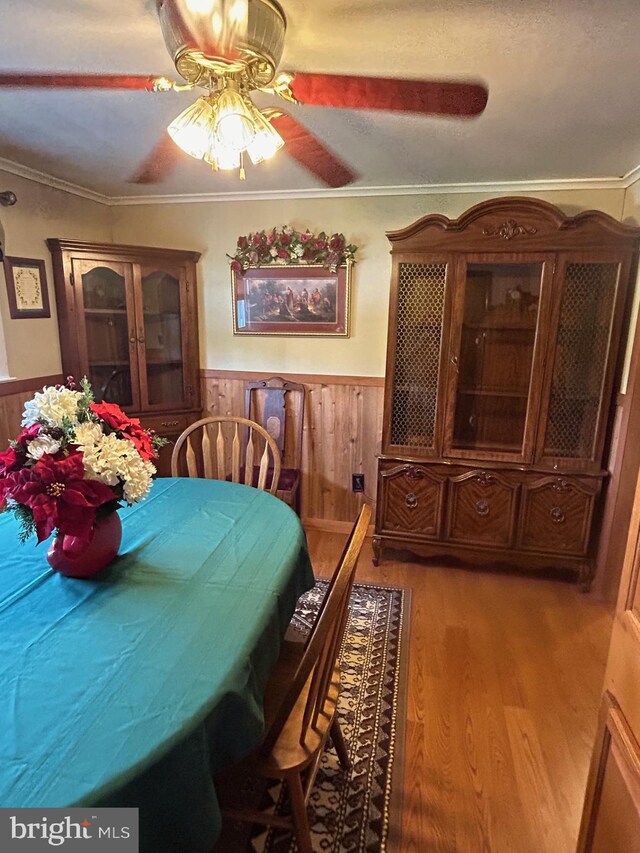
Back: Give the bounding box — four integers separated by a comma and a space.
90, 402, 156, 461
90, 401, 131, 432
7, 453, 115, 543
124, 421, 156, 461
0, 446, 22, 478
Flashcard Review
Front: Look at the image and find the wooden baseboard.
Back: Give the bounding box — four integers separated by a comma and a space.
303, 516, 375, 536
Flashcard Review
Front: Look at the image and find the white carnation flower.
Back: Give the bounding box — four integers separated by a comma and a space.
22, 387, 83, 428
270, 247, 278, 258
74, 421, 104, 447
79, 432, 134, 485
26, 435, 61, 461
121, 457, 155, 503
76, 428, 154, 503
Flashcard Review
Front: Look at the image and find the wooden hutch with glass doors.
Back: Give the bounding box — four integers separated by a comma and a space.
47, 239, 201, 476
373, 198, 640, 587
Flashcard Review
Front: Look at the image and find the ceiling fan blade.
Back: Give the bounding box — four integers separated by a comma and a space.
270, 114, 358, 188
129, 134, 182, 184
0, 73, 163, 91
288, 73, 488, 117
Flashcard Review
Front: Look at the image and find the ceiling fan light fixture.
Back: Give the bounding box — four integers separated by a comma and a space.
246, 109, 284, 164
167, 94, 216, 159
213, 83, 255, 151
185, 0, 215, 13
204, 139, 241, 171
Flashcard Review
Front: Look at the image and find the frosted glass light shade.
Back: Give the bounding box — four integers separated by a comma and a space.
167, 97, 216, 160
204, 141, 241, 171
214, 87, 255, 151
246, 110, 284, 164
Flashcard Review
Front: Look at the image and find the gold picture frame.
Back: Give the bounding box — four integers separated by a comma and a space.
231, 262, 352, 337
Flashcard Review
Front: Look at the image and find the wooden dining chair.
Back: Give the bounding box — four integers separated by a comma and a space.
170, 415, 281, 496
245, 376, 306, 514
216, 503, 372, 853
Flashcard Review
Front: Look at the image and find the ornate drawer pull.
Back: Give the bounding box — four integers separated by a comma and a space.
161, 420, 179, 428
475, 472, 492, 485
475, 499, 490, 516
550, 507, 565, 524
405, 492, 418, 509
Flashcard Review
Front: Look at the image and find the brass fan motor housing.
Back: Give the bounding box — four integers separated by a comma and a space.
156, 0, 287, 90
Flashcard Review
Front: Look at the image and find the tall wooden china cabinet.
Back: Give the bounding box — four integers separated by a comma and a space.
373, 198, 640, 587
47, 240, 201, 476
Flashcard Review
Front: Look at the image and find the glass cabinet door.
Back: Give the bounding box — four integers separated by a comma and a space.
137, 265, 189, 410
72, 259, 139, 408
446, 259, 549, 460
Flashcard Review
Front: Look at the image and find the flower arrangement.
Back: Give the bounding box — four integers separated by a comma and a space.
0, 378, 165, 544
228, 226, 357, 273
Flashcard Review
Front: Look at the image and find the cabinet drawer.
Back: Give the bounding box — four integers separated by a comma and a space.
518, 476, 599, 556
377, 463, 445, 538
139, 413, 192, 439
446, 470, 518, 547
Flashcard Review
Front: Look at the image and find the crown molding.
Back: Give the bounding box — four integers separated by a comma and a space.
108, 175, 632, 205
0, 154, 639, 206
0, 157, 110, 205
622, 162, 640, 188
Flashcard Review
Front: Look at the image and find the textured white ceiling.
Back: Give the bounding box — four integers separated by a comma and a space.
0, 0, 639, 198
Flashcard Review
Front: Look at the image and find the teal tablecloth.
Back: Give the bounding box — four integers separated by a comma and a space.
0, 477, 314, 852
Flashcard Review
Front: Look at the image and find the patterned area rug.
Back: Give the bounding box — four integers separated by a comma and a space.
218, 581, 407, 853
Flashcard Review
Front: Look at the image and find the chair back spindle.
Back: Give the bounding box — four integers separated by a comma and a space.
171, 416, 281, 495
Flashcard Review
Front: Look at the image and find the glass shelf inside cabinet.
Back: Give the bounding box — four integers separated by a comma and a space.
452, 262, 543, 454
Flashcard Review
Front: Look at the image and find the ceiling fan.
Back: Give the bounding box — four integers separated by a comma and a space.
0, 0, 488, 188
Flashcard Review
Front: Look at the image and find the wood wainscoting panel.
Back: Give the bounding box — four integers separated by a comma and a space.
0, 375, 64, 448
201, 370, 384, 524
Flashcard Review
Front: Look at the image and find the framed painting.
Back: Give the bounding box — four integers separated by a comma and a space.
3, 256, 51, 318
231, 262, 352, 336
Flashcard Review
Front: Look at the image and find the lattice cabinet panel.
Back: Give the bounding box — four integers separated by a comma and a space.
543, 262, 620, 461
390, 261, 446, 452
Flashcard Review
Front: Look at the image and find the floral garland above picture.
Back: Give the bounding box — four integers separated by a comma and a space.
228, 226, 358, 273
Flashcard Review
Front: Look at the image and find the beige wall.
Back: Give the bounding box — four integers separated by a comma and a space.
0, 169, 111, 379
110, 187, 626, 378
0, 178, 633, 382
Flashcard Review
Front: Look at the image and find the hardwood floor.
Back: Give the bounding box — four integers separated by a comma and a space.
305, 530, 614, 853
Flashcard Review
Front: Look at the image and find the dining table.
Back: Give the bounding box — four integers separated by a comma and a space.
0, 476, 315, 852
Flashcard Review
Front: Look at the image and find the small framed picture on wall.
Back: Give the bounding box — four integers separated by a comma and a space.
3, 256, 51, 319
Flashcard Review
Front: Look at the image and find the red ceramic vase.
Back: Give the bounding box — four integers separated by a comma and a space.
46, 511, 122, 578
